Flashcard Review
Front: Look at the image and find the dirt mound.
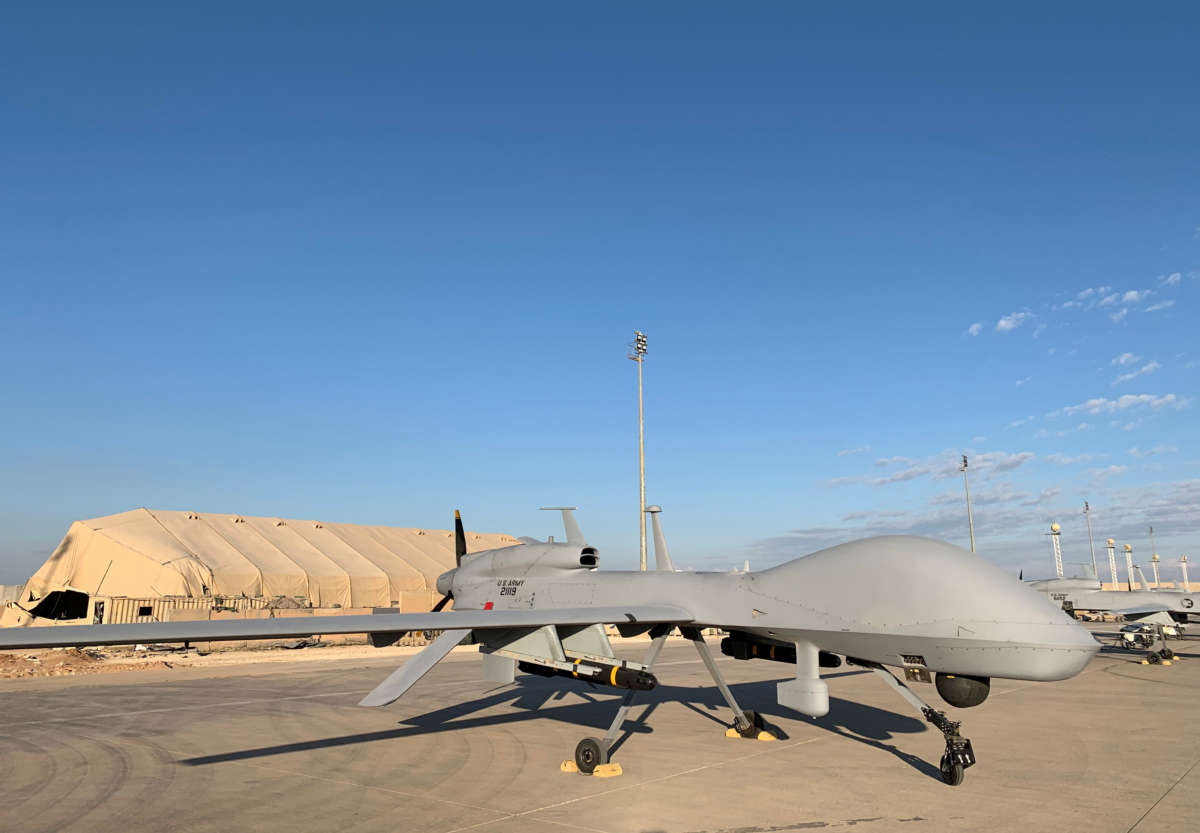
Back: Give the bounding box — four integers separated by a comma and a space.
0, 647, 171, 678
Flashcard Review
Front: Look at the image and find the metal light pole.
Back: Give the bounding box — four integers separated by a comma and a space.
1148, 526, 1158, 587
1050, 523, 1064, 578
1181, 555, 1190, 592
1083, 501, 1098, 580
960, 454, 976, 552
1106, 539, 1119, 590
628, 331, 648, 571
1124, 544, 1135, 590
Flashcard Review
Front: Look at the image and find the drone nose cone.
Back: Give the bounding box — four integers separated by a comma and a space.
436, 569, 455, 596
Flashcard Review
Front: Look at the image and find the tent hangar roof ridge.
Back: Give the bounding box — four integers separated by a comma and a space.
47, 508, 520, 606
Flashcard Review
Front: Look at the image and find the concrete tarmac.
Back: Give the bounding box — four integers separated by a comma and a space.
0, 624, 1197, 833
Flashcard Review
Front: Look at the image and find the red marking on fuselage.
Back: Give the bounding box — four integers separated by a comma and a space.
483, 601, 494, 610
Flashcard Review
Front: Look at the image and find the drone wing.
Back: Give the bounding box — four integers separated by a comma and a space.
0, 605, 693, 651
1108, 603, 1173, 619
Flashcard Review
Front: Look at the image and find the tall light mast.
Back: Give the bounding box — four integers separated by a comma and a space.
628, 331, 648, 571
1148, 526, 1158, 587
1106, 539, 1119, 590
1124, 544, 1135, 590
960, 454, 976, 553
1181, 555, 1190, 592
1050, 523, 1064, 578
1083, 501, 1098, 580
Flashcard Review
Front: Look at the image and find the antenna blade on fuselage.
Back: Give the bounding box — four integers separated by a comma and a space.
645, 506, 675, 571
539, 506, 584, 545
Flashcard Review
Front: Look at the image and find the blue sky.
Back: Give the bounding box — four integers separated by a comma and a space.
2, 4, 1197, 583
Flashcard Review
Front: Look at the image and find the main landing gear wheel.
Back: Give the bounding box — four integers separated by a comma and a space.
574, 737, 606, 774
736, 709, 765, 738
939, 754, 965, 786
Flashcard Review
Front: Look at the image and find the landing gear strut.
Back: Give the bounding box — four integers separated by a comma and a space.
568, 625, 773, 774
570, 625, 673, 775
852, 659, 977, 786
922, 706, 975, 786
681, 626, 771, 739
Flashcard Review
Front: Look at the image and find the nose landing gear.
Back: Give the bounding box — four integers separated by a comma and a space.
923, 707, 976, 786
850, 659, 977, 786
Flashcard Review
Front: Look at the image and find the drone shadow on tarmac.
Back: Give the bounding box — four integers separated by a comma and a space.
180, 668, 939, 780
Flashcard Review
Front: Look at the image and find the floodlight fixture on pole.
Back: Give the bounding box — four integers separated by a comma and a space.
1151, 553, 1161, 589
960, 454, 976, 553
628, 331, 648, 571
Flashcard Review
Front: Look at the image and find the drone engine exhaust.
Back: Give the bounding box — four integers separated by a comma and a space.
518, 659, 657, 690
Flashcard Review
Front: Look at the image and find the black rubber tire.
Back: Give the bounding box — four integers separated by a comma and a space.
575, 737, 604, 774
940, 754, 965, 786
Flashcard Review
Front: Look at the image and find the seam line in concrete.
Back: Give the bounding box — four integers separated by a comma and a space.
1125, 753, 1200, 833
0, 658, 723, 729
439, 736, 827, 833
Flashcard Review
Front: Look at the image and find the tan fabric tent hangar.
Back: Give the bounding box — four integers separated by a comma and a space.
18, 508, 520, 611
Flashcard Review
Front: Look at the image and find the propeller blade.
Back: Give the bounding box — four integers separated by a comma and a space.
454, 510, 467, 566
431, 594, 451, 613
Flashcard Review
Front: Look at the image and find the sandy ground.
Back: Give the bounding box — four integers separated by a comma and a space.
0, 624, 1197, 833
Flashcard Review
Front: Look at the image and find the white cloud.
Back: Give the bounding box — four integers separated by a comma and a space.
826, 476, 859, 487
1145, 300, 1175, 312
1090, 465, 1128, 481
1059, 300, 1082, 309
966, 322, 983, 336
1128, 445, 1178, 458
870, 465, 933, 485
973, 450, 1036, 473
1161, 272, 1182, 287
1015, 376, 1032, 387
1046, 452, 1093, 464
1047, 347, 1056, 356
1121, 289, 1151, 304
1050, 393, 1181, 417
757, 478, 1200, 570
1006, 415, 1034, 429
1109, 308, 1128, 323
1112, 352, 1140, 366
1113, 361, 1161, 386
836, 446, 870, 457
1097, 293, 1120, 307
1032, 323, 1047, 339
996, 312, 1033, 332
841, 449, 1034, 488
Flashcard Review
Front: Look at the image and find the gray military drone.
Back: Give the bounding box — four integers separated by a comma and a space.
1027, 571, 1199, 622
0, 507, 1098, 786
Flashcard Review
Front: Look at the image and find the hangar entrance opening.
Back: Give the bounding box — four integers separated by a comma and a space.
28, 589, 89, 621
